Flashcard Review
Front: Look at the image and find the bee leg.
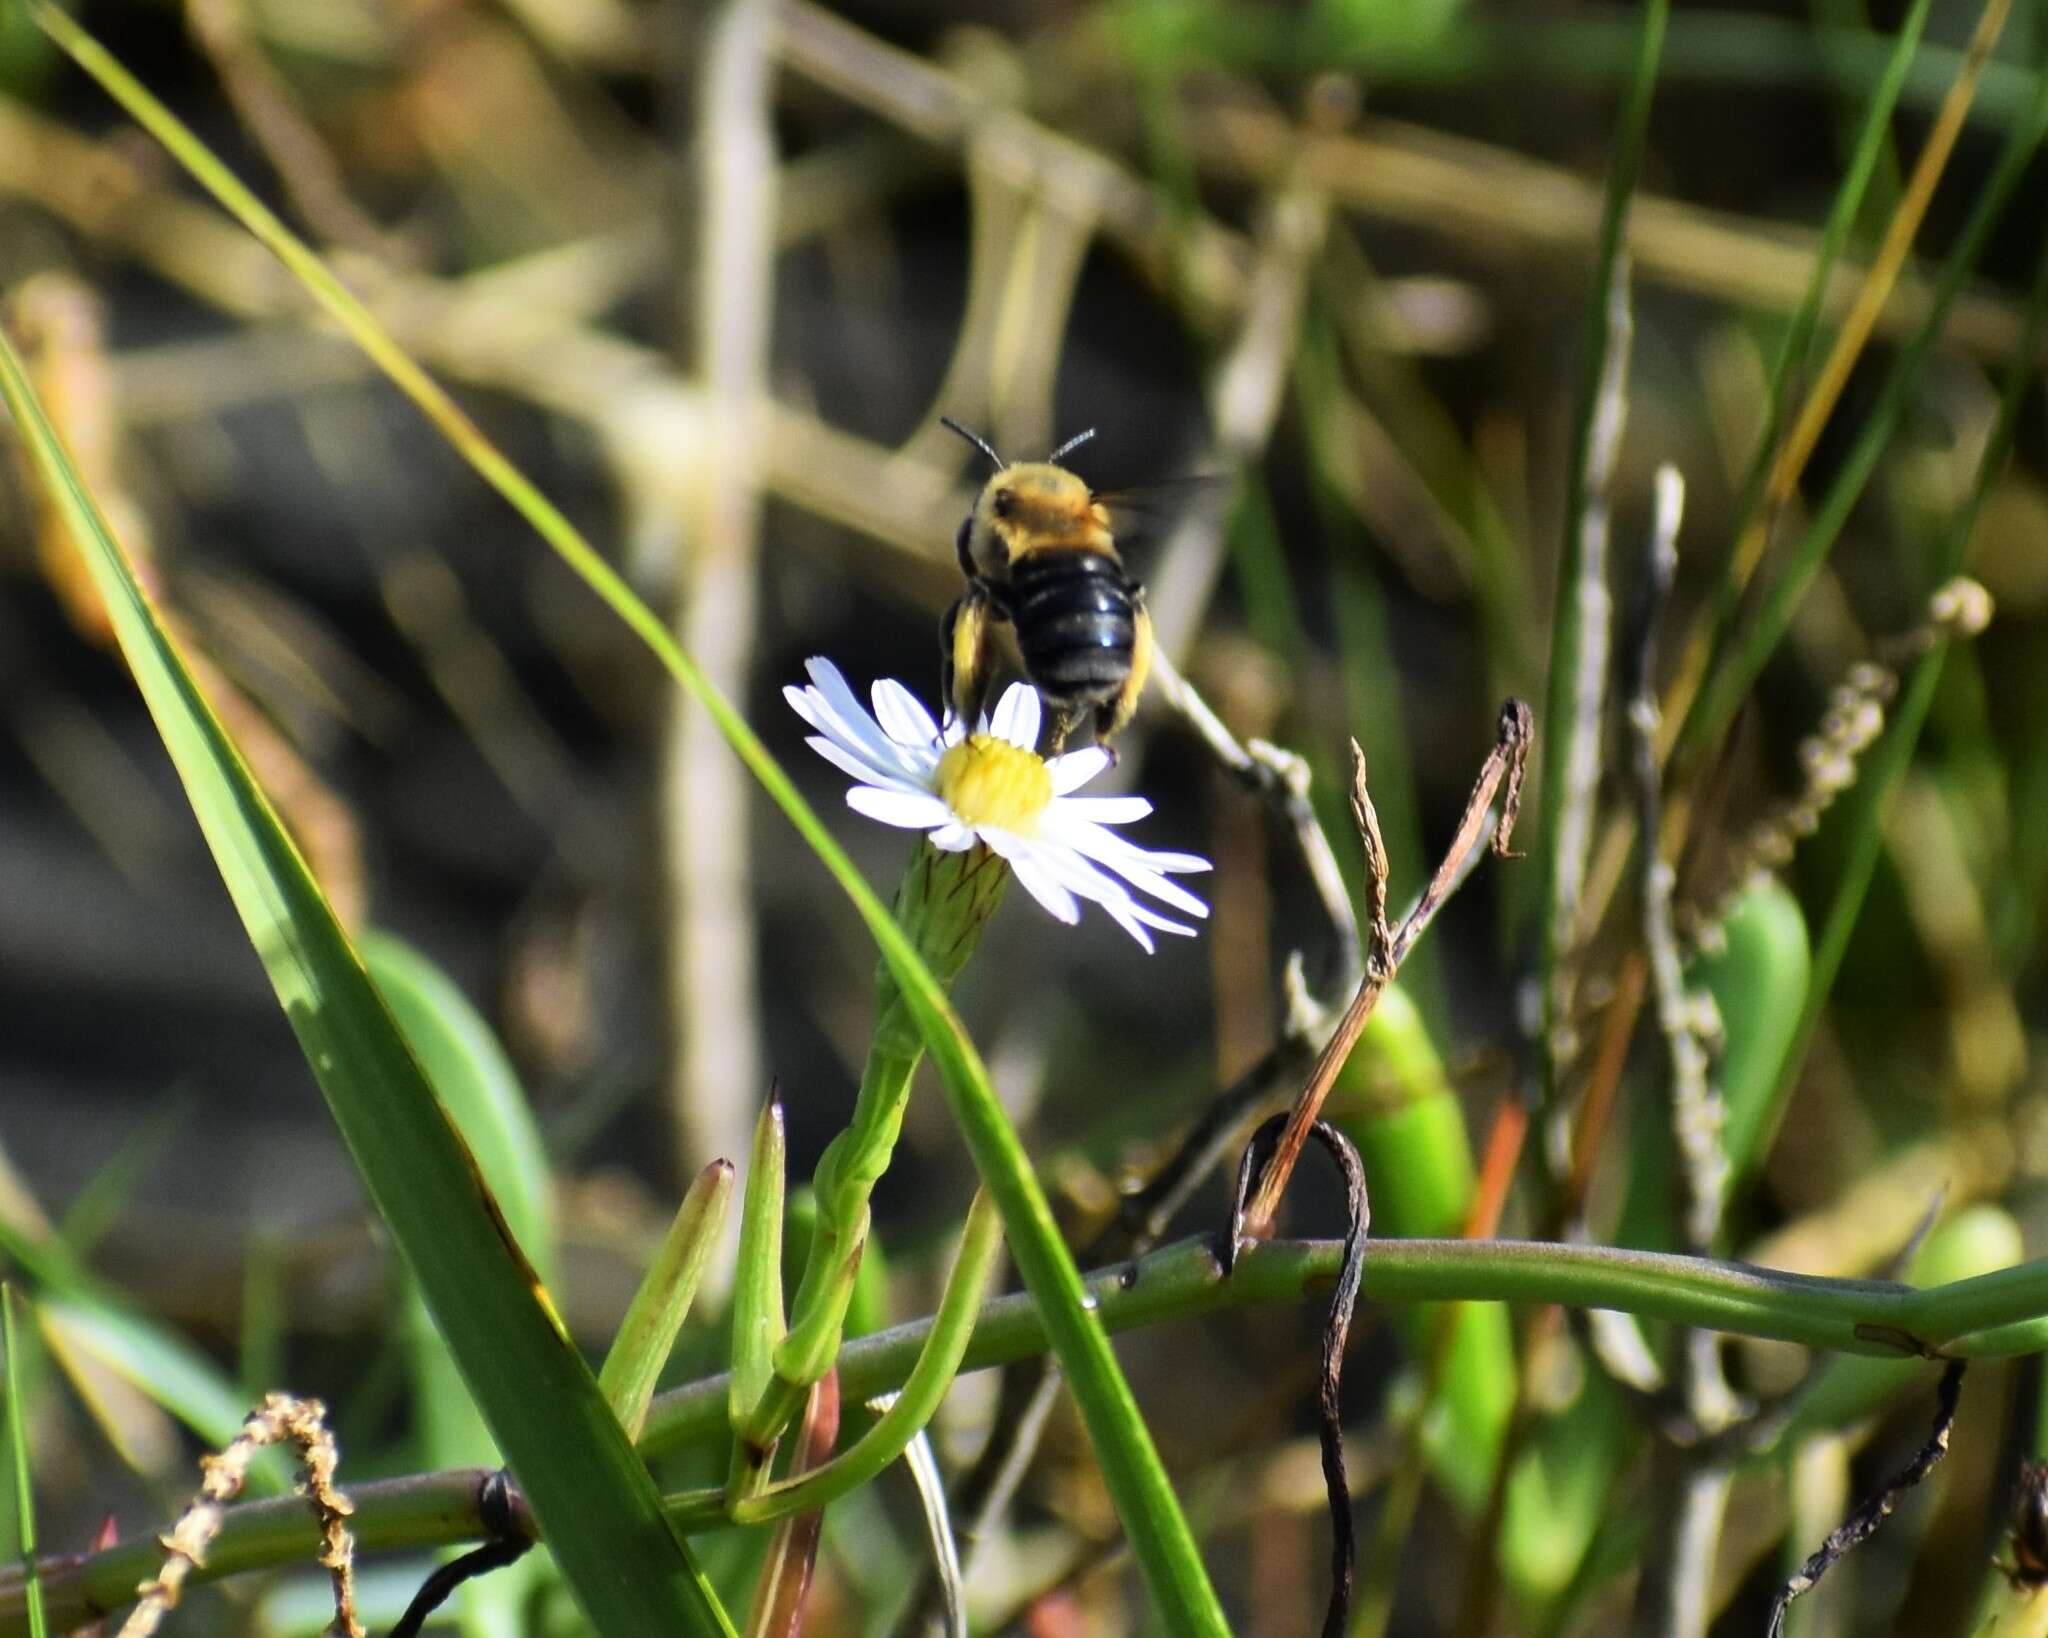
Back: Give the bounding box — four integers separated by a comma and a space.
1096, 593, 1154, 742
941, 583, 995, 727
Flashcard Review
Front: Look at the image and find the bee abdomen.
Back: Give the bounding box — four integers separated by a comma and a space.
1009, 551, 1136, 706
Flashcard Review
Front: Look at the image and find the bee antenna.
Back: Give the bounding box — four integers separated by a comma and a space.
940, 417, 1006, 471
1046, 427, 1098, 464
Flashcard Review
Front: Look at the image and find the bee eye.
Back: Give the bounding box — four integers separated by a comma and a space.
991, 489, 1015, 520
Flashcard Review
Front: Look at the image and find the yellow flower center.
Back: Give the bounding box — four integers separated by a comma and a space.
936, 734, 1052, 833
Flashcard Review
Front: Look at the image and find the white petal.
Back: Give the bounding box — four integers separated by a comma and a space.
989, 683, 1041, 750
1047, 746, 1112, 795
871, 679, 943, 757
1008, 850, 1081, 924
928, 822, 978, 851
1049, 794, 1153, 824
1103, 903, 1157, 952
845, 786, 952, 830
1045, 811, 1211, 875
976, 827, 1022, 860
802, 735, 910, 791
1039, 817, 1212, 917
804, 658, 903, 773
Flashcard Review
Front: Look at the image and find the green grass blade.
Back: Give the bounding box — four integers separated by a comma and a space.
2, 1291, 46, 1638
364, 933, 555, 1280
23, 10, 1228, 1624
0, 1173, 277, 1489
35, 1297, 285, 1491
363, 934, 556, 1634
56, 1087, 194, 1260
602, 1161, 735, 1443
1678, 52, 2048, 763
1756, 207, 2048, 1149
0, 308, 730, 1638
1719, 0, 1934, 554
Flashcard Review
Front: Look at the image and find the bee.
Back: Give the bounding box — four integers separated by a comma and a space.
938, 418, 1155, 747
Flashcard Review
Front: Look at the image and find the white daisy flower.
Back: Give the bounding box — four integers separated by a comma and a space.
785, 657, 1210, 952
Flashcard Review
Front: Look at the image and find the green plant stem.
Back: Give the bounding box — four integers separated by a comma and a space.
15, 1232, 2048, 1636
2, 1294, 43, 1638
682, 1194, 1002, 1528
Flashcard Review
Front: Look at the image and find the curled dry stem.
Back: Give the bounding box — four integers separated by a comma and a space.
1767, 1360, 1967, 1637
119, 1393, 360, 1638
1227, 1115, 1370, 1638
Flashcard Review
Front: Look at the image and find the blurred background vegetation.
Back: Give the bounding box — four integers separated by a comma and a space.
4, 0, 2048, 1631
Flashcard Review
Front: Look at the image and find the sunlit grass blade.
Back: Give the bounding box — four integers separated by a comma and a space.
364, 933, 555, 1278
0, 1164, 274, 1487
3, 1290, 47, 1638
0, 305, 730, 1637
35, 1297, 287, 1494
603, 1161, 735, 1443
22, 9, 1229, 1624
1675, 50, 2048, 765
1703, 0, 1935, 627
1755, 213, 2048, 1152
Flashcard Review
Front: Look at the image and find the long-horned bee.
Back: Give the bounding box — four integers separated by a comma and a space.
938, 418, 1154, 747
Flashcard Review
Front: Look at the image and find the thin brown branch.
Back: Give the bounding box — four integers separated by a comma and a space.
1241, 702, 1531, 1236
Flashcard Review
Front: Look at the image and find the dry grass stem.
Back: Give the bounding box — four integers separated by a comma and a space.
1544, 254, 1633, 1089
1242, 701, 1530, 1235
1689, 576, 1992, 939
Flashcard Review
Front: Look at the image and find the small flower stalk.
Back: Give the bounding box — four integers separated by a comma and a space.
741, 659, 1211, 1444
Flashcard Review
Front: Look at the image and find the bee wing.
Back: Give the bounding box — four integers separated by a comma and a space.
1092, 474, 1235, 537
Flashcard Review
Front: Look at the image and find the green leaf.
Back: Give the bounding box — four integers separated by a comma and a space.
0, 290, 731, 1638
729, 1099, 788, 1464
363, 932, 555, 1281
364, 932, 562, 1633
602, 1161, 734, 1444
3, 1291, 47, 1638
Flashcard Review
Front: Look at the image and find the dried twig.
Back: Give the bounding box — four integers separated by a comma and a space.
1241, 702, 1531, 1235
1626, 468, 1728, 1260
1227, 1115, 1369, 1638
120, 1394, 360, 1638
1541, 255, 1632, 1092
1766, 1360, 1966, 1638
1150, 647, 1362, 997
657, 0, 779, 1189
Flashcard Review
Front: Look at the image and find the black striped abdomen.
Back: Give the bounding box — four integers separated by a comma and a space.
1007, 550, 1136, 708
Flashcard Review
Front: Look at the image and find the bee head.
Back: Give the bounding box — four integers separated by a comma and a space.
961, 464, 1111, 578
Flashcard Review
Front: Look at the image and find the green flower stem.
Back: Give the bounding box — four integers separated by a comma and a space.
676, 1193, 1002, 1529
762, 846, 1007, 1429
